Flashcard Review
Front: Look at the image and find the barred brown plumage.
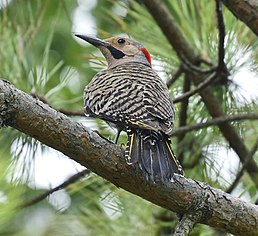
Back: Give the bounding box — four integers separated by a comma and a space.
76, 34, 183, 182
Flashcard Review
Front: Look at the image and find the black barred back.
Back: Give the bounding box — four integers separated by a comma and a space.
84, 62, 175, 135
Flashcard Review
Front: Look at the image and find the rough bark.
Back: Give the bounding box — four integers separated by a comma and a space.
1, 80, 258, 235
222, 0, 258, 37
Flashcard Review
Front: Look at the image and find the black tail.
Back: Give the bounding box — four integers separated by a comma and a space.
125, 128, 183, 182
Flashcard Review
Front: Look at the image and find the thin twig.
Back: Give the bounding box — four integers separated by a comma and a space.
173, 72, 217, 103
31, 93, 84, 116
215, 0, 230, 86
180, 54, 218, 74
167, 65, 184, 87
59, 109, 84, 117
177, 75, 191, 162
20, 169, 91, 208
216, 0, 226, 71
183, 154, 205, 169
226, 139, 258, 193
198, 58, 215, 67
171, 113, 258, 136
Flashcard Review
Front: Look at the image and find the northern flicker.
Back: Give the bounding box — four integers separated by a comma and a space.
75, 34, 183, 182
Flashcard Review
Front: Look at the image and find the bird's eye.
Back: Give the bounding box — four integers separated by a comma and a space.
117, 38, 125, 44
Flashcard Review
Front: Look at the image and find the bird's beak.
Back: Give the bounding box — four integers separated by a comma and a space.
75, 34, 110, 48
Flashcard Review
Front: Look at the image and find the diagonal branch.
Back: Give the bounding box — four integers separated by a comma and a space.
20, 169, 91, 208
173, 72, 216, 104
226, 138, 258, 194
222, 0, 258, 37
167, 66, 183, 88
1, 80, 258, 235
31, 93, 84, 116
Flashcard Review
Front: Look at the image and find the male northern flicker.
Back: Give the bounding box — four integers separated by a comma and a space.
75, 34, 183, 182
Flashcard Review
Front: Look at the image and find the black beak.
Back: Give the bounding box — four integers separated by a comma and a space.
75, 34, 110, 47
75, 34, 125, 59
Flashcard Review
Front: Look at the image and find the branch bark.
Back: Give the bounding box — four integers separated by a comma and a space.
1, 80, 258, 235
174, 211, 202, 236
222, 0, 258, 37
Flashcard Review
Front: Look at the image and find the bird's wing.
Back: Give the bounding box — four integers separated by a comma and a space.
84, 64, 174, 134
141, 75, 175, 134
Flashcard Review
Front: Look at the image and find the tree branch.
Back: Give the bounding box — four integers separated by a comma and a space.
174, 211, 203, 236
167, 66, 183, 88
216, 0, 226, 71
226, 138, 258, 194
214, 0, 230, 87
173, 72, 216, 104
58, 109, 84, 117
177, 75, 191, 163
20, 169, 91, 208
222, 0, 258, 37
31, 93, 84, 117
1, 80, 258, 235
171, 113, 258, 136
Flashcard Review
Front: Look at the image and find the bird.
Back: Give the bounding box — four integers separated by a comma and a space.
75, 34, 183, 182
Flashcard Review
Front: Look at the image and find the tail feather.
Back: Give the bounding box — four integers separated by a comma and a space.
125, 128, 139, 165
125, 128, 183, 182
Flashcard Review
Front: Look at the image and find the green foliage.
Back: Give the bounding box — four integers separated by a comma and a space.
0, 0, 258, 235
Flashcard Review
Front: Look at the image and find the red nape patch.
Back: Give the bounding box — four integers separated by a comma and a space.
140, 48, 152, 64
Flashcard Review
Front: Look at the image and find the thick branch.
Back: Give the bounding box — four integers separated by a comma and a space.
222, 0, 258, 37
1, 81, 258, 235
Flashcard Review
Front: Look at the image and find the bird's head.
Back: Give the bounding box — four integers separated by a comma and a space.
75, 34, 152, 69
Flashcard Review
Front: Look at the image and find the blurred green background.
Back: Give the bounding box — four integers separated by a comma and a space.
0, 0, 258, 235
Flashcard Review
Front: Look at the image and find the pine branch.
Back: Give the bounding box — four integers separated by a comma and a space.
215, 0, 226, 72
1, 80, 258, 235
167, 66, 183, 88
222, 0, 258, 37
177, 75, 191, 163
58, 109, 84, 117
31, 93, 84, 116
174, 211, 202, 236
215, 0, 229, 86
173, 72, 217, 104
171, 113, 258, 136
20, 169, 90, 208
226, 139, 258, 194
